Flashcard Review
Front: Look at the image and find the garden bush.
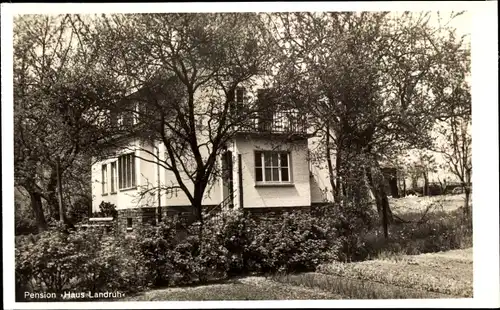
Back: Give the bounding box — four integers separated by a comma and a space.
91, 201, 118, 218
16, 201, 471, 300
128, 208, 342, 286
15, 223, 148, 301
363, 209, 473, 257
131, 214, 232, 287
313, 202, 377, 262
243, 211, 340, 273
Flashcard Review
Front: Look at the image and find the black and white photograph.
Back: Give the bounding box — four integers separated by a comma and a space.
2, 1, 498, 309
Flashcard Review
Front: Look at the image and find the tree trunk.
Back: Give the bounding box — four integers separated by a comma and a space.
463, 187, 471, 217
335, 145, 343, 205
366, 165, 394, 240
56, 158, 66, 223
47, 170, 60, 221
423, 172, 429, 196
403, 178, 407, 197
325, 134, 337, 202
29, 191, 48, 232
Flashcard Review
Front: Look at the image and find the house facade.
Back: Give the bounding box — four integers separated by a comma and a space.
91, 81, 333, 232
91, 79, 461, 232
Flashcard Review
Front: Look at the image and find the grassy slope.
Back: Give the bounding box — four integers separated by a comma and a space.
122, 277, 342, 301
315, 248, 472, 298
123, 248, 472, 301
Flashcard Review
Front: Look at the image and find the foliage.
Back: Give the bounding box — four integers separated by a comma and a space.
13, 15, 125, 230
314, 202, 378, 262
269, 11, 470, 234
66, 195, 92, 224
127, 208, 342, 288
243, 211, 341, 273
15, 201, 39, 236
15, 224, 148, 301
97, 201, 118, 218
362, 208, 472, 259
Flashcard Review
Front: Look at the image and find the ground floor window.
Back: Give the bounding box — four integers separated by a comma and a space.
101, 164, 108, 194
255, 151, 291, 183
118, 153, 136, 190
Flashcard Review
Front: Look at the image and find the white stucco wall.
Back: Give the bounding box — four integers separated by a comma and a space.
232, 135, 311, 208
91, 139, 156, 212
91, 139, 223, 213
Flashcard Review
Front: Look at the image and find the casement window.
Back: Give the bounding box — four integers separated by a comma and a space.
231, 87, 245, 117
255, 151, 291, 183
110, 161, 117, 193
126, 218, 133, 231
118, 113, 134, 129
101, 164, 108, 194
118, 153, 136, 190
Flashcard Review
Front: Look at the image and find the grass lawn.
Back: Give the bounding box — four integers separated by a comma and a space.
122, 277, 342, 301
315, 248, 472, 298
122, 248, 472, 301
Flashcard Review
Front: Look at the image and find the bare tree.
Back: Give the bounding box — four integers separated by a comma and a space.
91, 13, 277, 231
436, 114, 472, 216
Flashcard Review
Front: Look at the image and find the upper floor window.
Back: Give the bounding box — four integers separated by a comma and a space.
230, 87, 246, 117
255, 151, 291, 183
118, 153, 136, 190
109, 102, 139, 130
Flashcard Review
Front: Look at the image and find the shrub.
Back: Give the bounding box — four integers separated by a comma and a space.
203, 209, 249, 276
15, 202, 38, 235
364, 209, 473, 257
313, 202, 377, 262
94, 201, 118, 218
66, 196, 92, 224
130, 218, 180, 286
243, 211, 340, 273
15, 223, 148, 301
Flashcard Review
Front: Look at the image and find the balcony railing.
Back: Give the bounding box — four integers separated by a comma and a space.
237, 110, 308, 134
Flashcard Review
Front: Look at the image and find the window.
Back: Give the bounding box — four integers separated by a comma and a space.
256, 89, 273, 131
101, 164, 108, 194
119, 112, 134, 129
236, 87, 245, 111
255, 151, 290, 183
110, 162, 117, 193
126, 218, 133, 231
231, 87, 245, 117
118, 153, 136, 190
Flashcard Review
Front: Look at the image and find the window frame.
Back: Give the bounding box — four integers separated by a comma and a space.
118, 153, 136, 191
254, 151, 292, 185
101, 164, 108, 195
110, 161, 117, 194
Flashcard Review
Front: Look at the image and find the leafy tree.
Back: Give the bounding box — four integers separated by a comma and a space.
14, 14, 124, 230
267, 11, 470, 238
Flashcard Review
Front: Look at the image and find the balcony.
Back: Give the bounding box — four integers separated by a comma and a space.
235, 110, 308, 136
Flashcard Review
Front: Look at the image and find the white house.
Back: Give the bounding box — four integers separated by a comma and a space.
90, 77, 335, 232
91, 78, 461, 232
